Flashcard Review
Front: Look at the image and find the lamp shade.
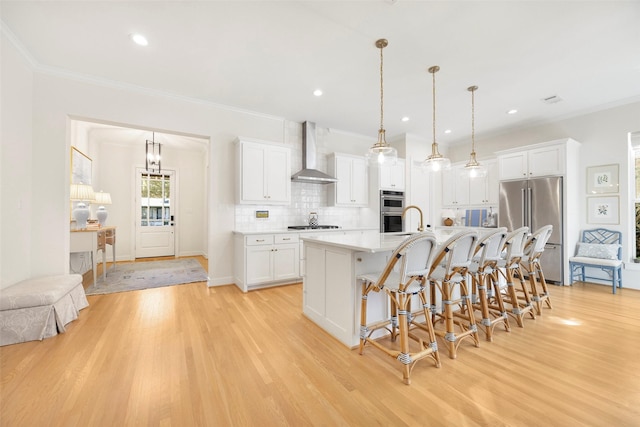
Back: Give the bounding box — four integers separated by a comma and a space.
441, 209, 456, 218
70, 183, 95, 202
94, 191, 112, 205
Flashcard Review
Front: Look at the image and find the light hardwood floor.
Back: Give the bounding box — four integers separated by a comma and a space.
2, 257, 639, 426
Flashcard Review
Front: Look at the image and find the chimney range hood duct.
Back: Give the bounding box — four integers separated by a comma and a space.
291, 122, 338, 184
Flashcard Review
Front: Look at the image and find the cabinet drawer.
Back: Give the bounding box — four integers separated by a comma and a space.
275, 234, 299, 244
246, 235, 274, 246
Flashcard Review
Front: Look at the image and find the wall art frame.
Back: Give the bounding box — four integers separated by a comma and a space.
586, 163, 618, 194
587, 195, 619, 225
71, 146, 92, 185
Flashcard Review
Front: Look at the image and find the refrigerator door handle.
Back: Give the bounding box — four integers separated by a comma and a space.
527, 187, 533, 229
521, 188, 526, 227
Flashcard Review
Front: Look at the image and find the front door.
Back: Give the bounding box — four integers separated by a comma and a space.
135, 169, 175, 258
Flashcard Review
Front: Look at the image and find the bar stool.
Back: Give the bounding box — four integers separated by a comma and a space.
428, 230, 479, 359
468, 228, 510, 342
520, 225, 554, 315
357, 232, 441, 385
497, 226, 536, 327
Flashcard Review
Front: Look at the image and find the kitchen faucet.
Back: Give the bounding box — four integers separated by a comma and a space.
402, 205, 425, 232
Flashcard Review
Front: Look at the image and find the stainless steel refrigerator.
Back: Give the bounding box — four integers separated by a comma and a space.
499, 176, 563, 283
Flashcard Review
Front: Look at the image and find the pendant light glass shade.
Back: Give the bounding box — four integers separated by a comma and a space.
464, 85, 487, 178
366, 39, 398, 166
422, 66, 450, 172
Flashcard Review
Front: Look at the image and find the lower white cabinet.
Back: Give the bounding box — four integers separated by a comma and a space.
234, 233, 300, 291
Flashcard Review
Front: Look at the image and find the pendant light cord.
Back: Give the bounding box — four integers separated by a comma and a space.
379, 42, 384, 132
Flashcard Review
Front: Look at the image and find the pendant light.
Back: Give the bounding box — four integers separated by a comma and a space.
464, 85, 487, 178
146, 131, 162, 173
422, 66, 450, 172
366, 38, 398, 166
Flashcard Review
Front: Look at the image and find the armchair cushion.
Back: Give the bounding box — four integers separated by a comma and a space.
575, 243, 620, 260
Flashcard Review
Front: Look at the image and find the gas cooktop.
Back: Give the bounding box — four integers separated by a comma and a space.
287, 225, 340, 230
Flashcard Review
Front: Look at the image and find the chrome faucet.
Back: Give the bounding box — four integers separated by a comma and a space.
402, 205, 425, 232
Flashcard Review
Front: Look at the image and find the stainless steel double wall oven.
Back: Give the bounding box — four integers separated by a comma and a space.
380, 190, 404, 233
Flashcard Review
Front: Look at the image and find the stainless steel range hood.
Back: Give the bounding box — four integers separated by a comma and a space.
291, 122, 337, 184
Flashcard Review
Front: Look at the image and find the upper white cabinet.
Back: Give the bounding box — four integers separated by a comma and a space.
468, 159, 498, 205
442, 165, 469, 206
236, 138, 291, 205
498, 142, 565, 180
327, 153, 369, 207
379, 159, 405, 191
442, 160, 498, 207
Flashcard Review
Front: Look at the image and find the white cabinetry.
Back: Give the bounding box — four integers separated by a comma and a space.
468, 159, 498, 205
442, 165, 470, 206
234, 233, 299, 292
498, 142, 565, 180
327, 153, 369, 207
236, 138, 291, 205
379, 159, 405, 190
442, 160, 498, 207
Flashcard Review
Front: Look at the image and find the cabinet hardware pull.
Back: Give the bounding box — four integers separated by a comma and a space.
257, 239, 264, 242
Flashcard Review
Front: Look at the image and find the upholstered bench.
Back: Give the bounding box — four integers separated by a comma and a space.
0, 274, 89, 346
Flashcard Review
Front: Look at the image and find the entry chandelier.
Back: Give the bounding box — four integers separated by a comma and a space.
422, 65, 450, 172
464, 85, 487, 178
366, 38, 397, 166
146, 132, 162, 173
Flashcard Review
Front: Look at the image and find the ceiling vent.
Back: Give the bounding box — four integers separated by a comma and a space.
541, 95, 563, 104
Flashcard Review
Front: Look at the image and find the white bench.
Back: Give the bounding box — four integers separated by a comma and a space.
568, 228, 623, 294
0, 274, 89, 346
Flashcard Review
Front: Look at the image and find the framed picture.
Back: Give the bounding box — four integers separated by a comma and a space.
71, 147, 92, 185
587, 196, 619, 224
586, 164, 618, 194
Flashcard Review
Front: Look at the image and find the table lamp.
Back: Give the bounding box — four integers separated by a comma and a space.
70, 183, 95, 229
94, 191, 112, 226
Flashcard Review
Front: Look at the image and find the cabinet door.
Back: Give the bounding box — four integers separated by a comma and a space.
441, 167, 458, 207
272, 243, 299, 280
468, 174, 486, 205
334, 156, 353, 205
392, 160, 405, 191
380, 160, 405, 190
528, 145, 564, 177
265, 146, 291, 203
246, 245, 273, 284
455, 169, 470, 205
485, 160, 499, 204
499, 152, 528, 180
241, 143, 267, 202
350, 157, 369, 205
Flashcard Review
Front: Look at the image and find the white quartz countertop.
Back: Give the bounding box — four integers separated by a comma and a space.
301, 231, 418, 253
232, 227, 378, 236
300, 227, 499, 253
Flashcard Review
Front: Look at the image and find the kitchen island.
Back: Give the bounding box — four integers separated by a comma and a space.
301, 232, 419, 348
301, 228, 496, 348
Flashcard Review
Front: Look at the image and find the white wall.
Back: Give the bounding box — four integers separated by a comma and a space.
0, 31, 375, 288
1, 31, 33, 288
446, 101, 640, 290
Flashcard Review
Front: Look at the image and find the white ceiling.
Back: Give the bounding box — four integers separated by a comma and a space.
2, 1, 640, 146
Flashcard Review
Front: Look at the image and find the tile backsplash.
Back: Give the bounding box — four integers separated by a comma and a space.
235, 182, 367, 231
234, 122, 374, 231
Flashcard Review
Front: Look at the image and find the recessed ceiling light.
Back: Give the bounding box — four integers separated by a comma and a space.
313, 89, 323, 97
444, 129, 452, 134
507, 109, 518, 115
401, 116, 410, 122
130, 33, 148, 46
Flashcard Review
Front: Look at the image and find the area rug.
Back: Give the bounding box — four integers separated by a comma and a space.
85, 258, 208, 296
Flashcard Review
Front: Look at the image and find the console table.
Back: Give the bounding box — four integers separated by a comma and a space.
70, 226, 116, 285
